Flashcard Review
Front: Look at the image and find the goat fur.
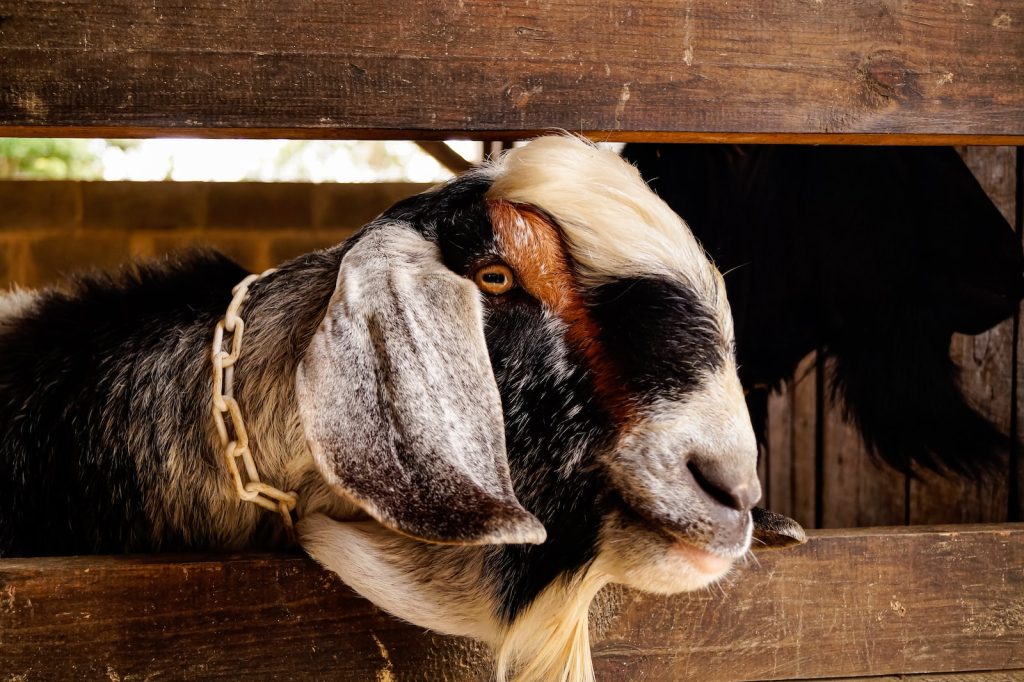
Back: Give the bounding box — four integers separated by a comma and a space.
0, 136, 802, 680
624, 143, 1024, 477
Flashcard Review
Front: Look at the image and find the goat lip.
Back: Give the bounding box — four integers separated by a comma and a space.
668, 539, 735, 575
620, 498, 751, 563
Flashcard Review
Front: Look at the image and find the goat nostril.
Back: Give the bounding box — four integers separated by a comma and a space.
686, 460, 758, 512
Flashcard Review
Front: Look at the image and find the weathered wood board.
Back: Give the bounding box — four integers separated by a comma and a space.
910, 146, 1019, 525
1, 1, 1022, 142
1, 526, 1021, 681
762, 147, 1022, 528
804, 673, 1024, 682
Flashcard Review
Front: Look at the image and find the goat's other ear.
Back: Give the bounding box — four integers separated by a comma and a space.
296, 224, 546, 546
751, 507, 806, 551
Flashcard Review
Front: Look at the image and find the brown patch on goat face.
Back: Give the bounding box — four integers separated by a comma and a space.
487, 200, 632, 423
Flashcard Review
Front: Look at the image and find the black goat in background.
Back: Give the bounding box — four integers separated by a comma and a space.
623, 144, 1023, 477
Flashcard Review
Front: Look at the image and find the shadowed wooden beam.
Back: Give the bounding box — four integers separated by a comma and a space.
1, 526, 1021, 680
415, 141, 474, 174
0, 1, 1022, 143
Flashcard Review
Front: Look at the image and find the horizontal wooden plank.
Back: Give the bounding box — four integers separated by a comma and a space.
1, 1, 1022, 141
3, 128, 1024, 146
1, 526, 1021, 680
808, 672, 1024, 682
798, 667, 1024, 679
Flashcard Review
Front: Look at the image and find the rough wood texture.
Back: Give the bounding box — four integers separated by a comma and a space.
803, 673, 1024, 682
1, 1, 1022, 141
765, 352, 819, 529
909, 147, 1018, 524
763, 148, 1021, 528
821, 358, 907, 528
765, 379, 793, 519
2, 526, 1021, 681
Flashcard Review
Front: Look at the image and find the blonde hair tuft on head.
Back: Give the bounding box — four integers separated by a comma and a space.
486, 135, 720, 299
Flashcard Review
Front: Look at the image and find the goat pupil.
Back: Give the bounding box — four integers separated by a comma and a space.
483, 272, 505, 284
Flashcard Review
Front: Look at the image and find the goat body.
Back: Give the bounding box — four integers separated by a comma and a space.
0, 137, 803, 681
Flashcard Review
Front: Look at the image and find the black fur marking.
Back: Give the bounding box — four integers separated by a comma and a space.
382, 176, 615, 620
387, 174, 615, 621
623, 143, 1023, 476
481, 300, 613, 622
0, 170, 700, 632
589, 277, 726, 401
0, 252, 247, 556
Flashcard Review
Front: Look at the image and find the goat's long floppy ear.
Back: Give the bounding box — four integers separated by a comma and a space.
296, 224, 546, 546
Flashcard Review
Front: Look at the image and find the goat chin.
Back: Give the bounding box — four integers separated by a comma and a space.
299, 514, 609, 682
299, 514, 602, 682
300, 510, 745, 682
494, 538, 742, 682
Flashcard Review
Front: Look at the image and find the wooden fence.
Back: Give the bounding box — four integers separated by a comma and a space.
756, 147, 1024, 530
1, 1, 1023, 679
2, 526, 1022, 680
1, 1, 1022, 144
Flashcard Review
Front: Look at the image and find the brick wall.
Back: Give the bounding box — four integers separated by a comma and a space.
0, 180, 431, 288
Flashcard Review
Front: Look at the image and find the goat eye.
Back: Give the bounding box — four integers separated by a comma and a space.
474, 263, 515, 295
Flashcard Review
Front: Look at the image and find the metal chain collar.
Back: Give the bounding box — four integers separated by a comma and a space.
211, 268, 299, 532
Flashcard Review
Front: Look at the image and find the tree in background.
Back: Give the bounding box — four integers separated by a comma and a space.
0, 139, 458, 182
0, 139, 134, 179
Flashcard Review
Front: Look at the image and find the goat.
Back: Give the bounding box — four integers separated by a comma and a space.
623, 143, 1023, 477
0, 136, 803, 681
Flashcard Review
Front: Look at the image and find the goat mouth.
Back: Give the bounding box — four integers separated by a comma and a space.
618, 497, 752, 564
668, 539, 736, 575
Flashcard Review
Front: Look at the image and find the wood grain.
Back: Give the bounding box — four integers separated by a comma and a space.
3, 526, 1020, 681
909, 147, 1018, 524
765, 379, 794, 519
797, 672, 1024, 682
0, 1, 1022, 141
791, 352, 820, 529
763, 354, 819, 528
821, 358, 908, 528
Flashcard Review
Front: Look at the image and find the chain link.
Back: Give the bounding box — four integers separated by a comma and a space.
211, 268, 299, 532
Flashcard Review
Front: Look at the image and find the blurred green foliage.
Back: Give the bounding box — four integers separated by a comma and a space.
0, 139, 137, 179
0, 138, 100, 179
0, 138, 450, 181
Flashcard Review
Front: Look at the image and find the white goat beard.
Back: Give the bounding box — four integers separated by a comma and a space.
495, 564, 611, 682
300, 512, 614, 682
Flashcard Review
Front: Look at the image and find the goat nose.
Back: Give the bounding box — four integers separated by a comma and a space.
686, 459, 761, 512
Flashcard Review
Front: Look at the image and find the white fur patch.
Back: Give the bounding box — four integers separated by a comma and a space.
610, 366, 757, 521
0, 288, 39, 325
299, 514, 501, 643
486, 136, 722, 306
495, 563, 610, 682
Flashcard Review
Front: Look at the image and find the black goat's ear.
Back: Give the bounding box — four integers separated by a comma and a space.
751, 507, 806, 551
296, 224, 546, 546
